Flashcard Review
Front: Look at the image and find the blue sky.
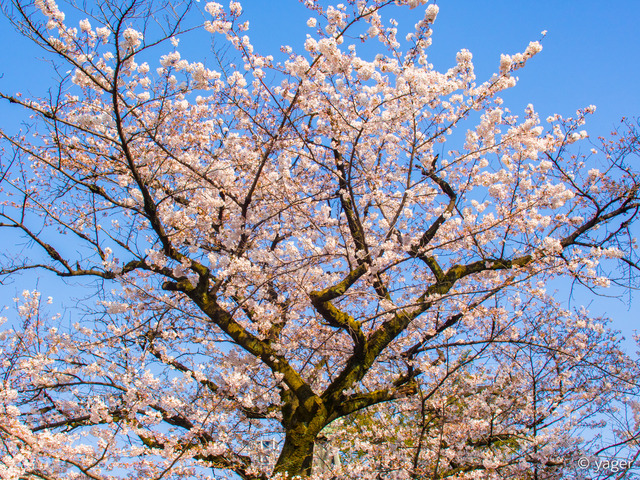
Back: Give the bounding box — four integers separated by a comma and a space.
1, 0, 639, 338
2, 0, 638, 135
235, 0, 640, 137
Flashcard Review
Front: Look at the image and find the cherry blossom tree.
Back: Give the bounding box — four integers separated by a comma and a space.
1, 0, 640, 478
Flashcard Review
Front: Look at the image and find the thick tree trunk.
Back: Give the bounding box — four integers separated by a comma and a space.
272, 386, 330, 477
273, 429, 317, 477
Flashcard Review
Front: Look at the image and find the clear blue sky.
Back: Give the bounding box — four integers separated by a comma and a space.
2, 1, 638, 134
238, 0, 640, 137
1, 1, 639, 336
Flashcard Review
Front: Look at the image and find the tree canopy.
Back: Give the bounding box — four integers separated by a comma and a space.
1, 1, 640, 478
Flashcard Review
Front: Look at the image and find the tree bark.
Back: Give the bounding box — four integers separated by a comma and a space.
273, 429, 317, 477
273, 392, 330, 478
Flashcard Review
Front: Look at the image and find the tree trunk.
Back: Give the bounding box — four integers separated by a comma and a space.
273, 428, 317, 477
272, 387, 332, 477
